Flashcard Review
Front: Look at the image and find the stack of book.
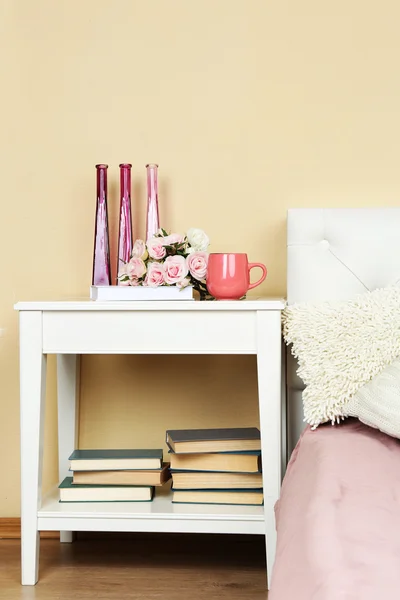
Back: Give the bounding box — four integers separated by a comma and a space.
167, 427, 263, 505
59, 449, 170, 502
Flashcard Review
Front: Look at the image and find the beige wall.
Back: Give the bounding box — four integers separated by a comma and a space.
1, 0, 400, 516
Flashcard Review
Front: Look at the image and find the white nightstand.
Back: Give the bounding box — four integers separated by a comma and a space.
15, 298, 285, 587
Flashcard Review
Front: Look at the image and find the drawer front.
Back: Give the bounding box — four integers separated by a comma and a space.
42, 311, 257, 354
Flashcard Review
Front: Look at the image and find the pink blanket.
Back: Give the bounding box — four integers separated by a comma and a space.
270, 419, 400, 599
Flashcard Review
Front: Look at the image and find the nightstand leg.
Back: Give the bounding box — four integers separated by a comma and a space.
57, 354, 81, 543
19, 312, 47, 585
256, 311, 282, 590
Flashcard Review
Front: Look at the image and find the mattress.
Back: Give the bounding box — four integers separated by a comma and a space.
269, 419, 400, 599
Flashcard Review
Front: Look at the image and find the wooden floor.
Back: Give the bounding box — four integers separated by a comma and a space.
0, 533, 268, 599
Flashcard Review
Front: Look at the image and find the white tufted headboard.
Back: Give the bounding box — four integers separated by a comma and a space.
286, 208, 400, 454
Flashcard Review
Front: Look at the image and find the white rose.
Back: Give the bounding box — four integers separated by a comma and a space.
131, 239, 148, 260
117, 263, 130, 284
186, 228, 210, 252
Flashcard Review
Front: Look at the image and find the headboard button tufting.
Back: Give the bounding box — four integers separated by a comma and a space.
320, 239, 330, 249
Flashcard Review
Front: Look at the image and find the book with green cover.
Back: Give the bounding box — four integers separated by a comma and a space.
59, 477, 154, 502
172, 488, 263, 506
68, 449, 163, 471
166, 428, 261, 454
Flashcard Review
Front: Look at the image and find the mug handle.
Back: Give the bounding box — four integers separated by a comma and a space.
248, 263, 268, 290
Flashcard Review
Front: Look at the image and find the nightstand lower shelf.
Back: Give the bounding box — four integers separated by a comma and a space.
38, 486, 265, 536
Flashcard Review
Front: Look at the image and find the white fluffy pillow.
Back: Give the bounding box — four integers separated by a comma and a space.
346, 358, 400, 438
282, 285, 400, 429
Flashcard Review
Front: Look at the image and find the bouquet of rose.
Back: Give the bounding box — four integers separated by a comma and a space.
118, 228, 212, 300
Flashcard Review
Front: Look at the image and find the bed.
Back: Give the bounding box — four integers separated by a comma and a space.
270, 208, 400, 599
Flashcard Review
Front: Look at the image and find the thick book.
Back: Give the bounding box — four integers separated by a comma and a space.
59, 477, 154, 502
68, 449, 163, 471
166, 428, 261, 454
72, 463, 171, 486
169, 451, 261, 473
172, 488, 264, 506
171, 470, 263, 489
90, 285, 194, 301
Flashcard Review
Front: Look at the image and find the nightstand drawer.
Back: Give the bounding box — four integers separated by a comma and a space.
42, 310, 257, 354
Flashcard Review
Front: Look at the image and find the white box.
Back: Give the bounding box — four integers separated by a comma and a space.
90, 285, 194, 301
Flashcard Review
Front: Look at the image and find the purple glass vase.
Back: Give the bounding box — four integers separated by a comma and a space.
146, 163, 160, 241
92, 164, 111, 286
117, 163, 133, 282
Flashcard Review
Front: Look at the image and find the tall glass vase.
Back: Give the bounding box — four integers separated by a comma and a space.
146, 163, 160, 241
117, 163, 133, 282
92, 164, 111, 286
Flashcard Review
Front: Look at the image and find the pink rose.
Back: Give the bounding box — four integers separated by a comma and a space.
177, 277, 191, 289
161, 233, 185, 246
187, 251, 208, 281
147, 237, 167, 260
145, 261, 165, 287
131, 239, 147, 259
164, 255, 188, 285
126, 257, 146, 281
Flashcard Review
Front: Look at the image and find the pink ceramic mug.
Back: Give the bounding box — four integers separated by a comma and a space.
206, 253, 267, 300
